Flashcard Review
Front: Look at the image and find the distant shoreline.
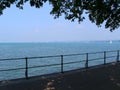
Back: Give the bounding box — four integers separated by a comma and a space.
0, 40, 120, 43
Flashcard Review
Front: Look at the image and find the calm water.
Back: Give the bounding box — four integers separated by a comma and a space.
0, 41, 120, 80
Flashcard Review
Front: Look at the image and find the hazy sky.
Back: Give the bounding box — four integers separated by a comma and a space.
0, 3, 120, 42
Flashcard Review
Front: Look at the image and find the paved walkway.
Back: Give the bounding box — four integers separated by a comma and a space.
0, 63, 120, 90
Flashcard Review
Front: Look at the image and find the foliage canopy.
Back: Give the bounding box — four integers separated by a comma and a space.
0, 0, 120, 31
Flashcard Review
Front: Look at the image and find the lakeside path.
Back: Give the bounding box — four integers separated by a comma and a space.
0, 62, 120, 90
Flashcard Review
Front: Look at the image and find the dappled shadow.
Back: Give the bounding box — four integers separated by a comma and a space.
43, 63, 120, 90
108, 63, 120, 89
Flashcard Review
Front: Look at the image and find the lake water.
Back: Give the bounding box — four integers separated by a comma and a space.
0, 41, 120, 81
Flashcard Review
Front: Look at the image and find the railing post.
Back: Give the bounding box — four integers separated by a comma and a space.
117, 50, 119, 62
61, 55, 64, 73
85, 53, 88, 68
104, 51, 106, 64
25, 57, 28, 79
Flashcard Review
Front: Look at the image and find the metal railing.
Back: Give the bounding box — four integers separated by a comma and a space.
0, 50, 119, 80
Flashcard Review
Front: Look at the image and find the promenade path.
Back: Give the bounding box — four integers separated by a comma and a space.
0, 62, 120, 90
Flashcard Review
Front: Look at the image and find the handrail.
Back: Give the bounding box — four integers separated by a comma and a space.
0, 50, 119, 80
0, 50, 118, 61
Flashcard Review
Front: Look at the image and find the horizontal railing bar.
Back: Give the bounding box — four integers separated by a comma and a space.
0, 67, 25, 72
88, 55, 117, 62
63, 53, 86, 56
106, 55, 117, 59
0, 56, 61, 61
29, 63, 61, 69
87, 50, 117, 55
28, 55, 61, 59
0, 56, 117, 72
0, 50, 119, 81
60, 50, 117, 56
63, 60, 86, 65
0, 50, 118, 62
88, 57, 104, 62
0, 58, 25, 61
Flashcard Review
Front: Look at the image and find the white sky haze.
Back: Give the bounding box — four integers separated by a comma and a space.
0, 3, 120, 42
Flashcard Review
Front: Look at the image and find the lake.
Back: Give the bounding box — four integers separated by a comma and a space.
0, 41, 120, 80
